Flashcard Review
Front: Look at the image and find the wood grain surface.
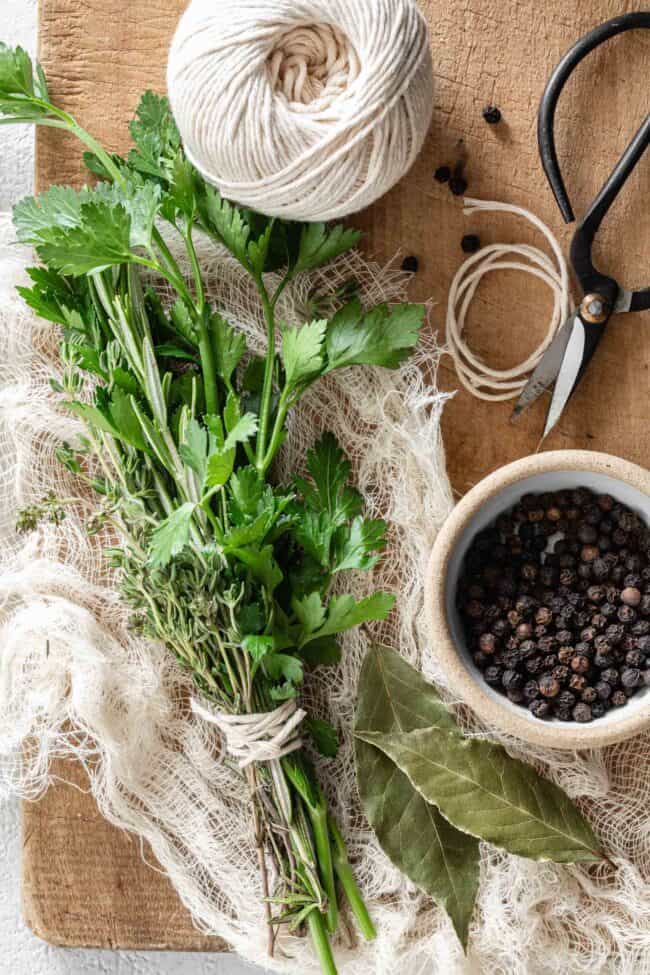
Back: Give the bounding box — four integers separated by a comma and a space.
25, 0, 650, 951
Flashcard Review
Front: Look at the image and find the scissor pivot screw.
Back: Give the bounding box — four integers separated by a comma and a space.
580, 293, 610, 324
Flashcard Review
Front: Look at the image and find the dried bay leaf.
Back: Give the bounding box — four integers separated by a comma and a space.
358, 727, 602, 864
354, 647, 480, 946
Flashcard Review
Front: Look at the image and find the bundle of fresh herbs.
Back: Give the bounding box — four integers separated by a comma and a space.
0, 44, 425, 974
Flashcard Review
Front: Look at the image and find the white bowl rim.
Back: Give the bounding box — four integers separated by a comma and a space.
426, 449, 650, 749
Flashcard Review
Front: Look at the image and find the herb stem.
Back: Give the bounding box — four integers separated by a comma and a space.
254, 276, 276, 470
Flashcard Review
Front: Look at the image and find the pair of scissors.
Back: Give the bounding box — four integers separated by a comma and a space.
512, 12, 650, 439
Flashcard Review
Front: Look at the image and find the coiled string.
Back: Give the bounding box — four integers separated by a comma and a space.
445, 198, 572, 401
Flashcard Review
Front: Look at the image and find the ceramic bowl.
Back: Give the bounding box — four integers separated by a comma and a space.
426, 450, 650, 748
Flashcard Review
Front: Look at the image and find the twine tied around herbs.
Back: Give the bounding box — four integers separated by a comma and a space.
191, 696, 307, 769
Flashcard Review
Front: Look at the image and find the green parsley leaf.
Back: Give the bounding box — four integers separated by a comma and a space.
333, 516, 387, 573
295, 432, 362, 526
242, 634, 274, 664
297, 592, 395, 647
325, 299, 424, 371
300, 636, 341, 668
292, 591, 327, 634
0, 44, 49, 119
37, 202, 135, 276
293, 222, 361, 275
198, 185, 249, 266
128, 90, 181, 181
281, 320, 326, 391
179, 417, 208, 478
306, 717, 338, 758
263, 652, 304, 686
223, 391, 258, 448
210, 314, 247, 386
13, 186, 90, 244
148, 502, 196, 567
231, 544, 283, 592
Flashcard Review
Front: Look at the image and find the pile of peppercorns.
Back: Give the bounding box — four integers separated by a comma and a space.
457, 488, 650, 723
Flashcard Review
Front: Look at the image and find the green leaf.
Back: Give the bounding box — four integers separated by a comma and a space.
199, 185, 249, 266
206, 448, 235, 488
295, 432, 361, 526
128, 90, 181, 181
94, 179, 161, 250
223, 391, 258, 448
179, 417, 208, 478
241, 634, 274, 664
230, 467, 264, 518
300, 636, 341, 668
333, 516, 387, 573
292, 592, 327, 635
231, 544, 282, 592
299, 592, 395, 646
306, 717, 338, 758
354, 646, 479, 948
294, 223, 361, 275
263, 652, 304, 686
13, 186, 90, 243
325, 300, 424, 371
281, 319, 326, 390
37, 202, 135, 276
170, 299, 197, 345
148, 502, 196, 567
63, 400, 118, 436
359, 727, 602, 865
210, 314, 247, 385
108, 388, 149, 452
0, 44, 50, 119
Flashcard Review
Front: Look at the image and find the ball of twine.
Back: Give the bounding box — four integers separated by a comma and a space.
167, 0, 434, 221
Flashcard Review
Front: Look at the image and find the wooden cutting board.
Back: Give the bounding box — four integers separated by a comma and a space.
23, 0, 650, 951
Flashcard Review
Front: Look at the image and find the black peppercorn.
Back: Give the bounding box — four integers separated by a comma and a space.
539, 674, 561, 698
611, 689, 627, 707
449, 176, 468, 196
595, 681, 612, 701
591, 702, 607, 719
461, 233, 481, 254
434, 165, 451, 183
569, 674, 587, 693
621, 667, 641, 690
618, 604, 637, 623
552, 665, 569, 683
600, 668, 620, 686
484, 665, 502, 685
479, 632, 497, 654
401, 255, 419, 274
524, 680, 539, 700
482, 105, 502, 124
528, 699, 550, 719
570, 654, 590, 675
573, 703, 592, 722
502, 669, 523, 691
626, 649, 643, 668
581, 686, 598, 703
621, 586, 642, 607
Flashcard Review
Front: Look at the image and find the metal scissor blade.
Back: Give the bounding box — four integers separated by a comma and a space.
541, 317, 587, 439
511, 312, 578, 421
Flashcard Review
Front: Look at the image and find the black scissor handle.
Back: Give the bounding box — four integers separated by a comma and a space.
538, 12, 650, 303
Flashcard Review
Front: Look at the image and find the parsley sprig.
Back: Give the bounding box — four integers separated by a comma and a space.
2, 43, 424, 975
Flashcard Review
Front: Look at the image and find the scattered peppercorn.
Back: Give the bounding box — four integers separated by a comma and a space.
461, 234, 481, 254
458, 487, 650, 723
449, 176, 468, 196
434, 164, 451, 183
482, 105, 502, 124
401, 255, 419, 274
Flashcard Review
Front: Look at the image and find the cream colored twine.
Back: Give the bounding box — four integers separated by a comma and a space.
445, 197, 572, 401
167, 0, 434, 221
191, 696, 306, 769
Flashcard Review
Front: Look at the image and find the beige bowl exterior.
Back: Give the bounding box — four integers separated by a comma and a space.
426, 450, 650, 748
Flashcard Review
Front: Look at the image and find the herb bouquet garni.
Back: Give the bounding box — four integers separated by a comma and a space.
0, 46, 426, 974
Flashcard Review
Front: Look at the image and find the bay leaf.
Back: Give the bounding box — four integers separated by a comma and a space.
355, 646, 480, 946
358, 726, 602, 864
